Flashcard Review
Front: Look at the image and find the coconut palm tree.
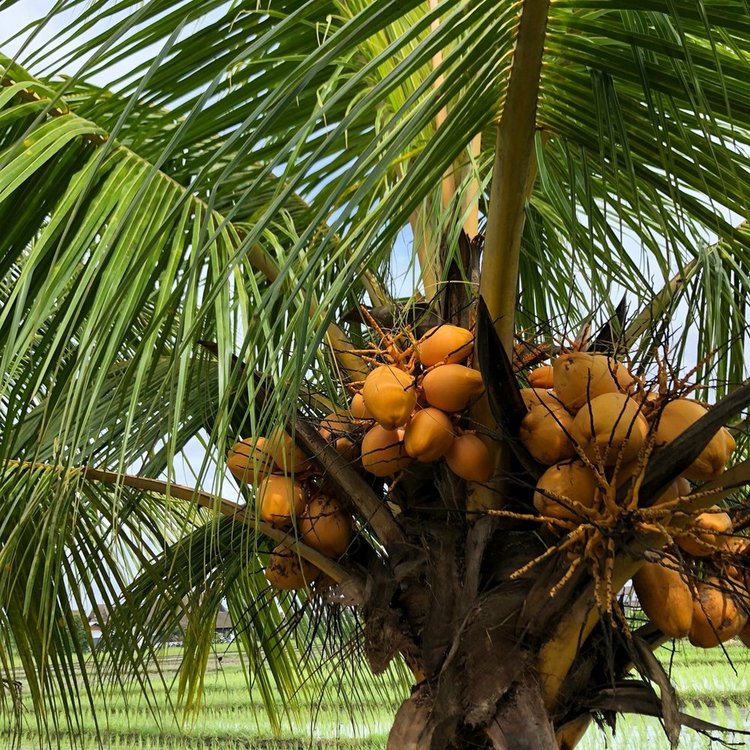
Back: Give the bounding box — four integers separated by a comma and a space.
3, 1, 750, 747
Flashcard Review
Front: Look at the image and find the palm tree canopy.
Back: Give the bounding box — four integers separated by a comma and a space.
1, 0, 750, 739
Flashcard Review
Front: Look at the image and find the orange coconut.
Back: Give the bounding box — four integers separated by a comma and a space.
257, 475, 306, 528
227, 436, 276, 485
334, 437, 359, 462
265, 542, 319, 590
300, 497, 353, 558
519, 388, 565, 412
689, 577, 748, 647
318, 413, 359, 462
361, 424, 411, 476
350, 392, 373, 420
362, 365, 417, 430
533, 461, 599, 523
421, 364, 484, 413
676, 508, 733, 557
267, 428, 312, 475
722, 536, 750, 578
417, 324, 474, 367
633, 561, 693, 638
445, 433, 492, 482
654, 399, 735, 481
528, 365, 555, 389
403, 408, 454, 462
520, 404, 576, 465
570, 393, 648, 466
318, 412, 353, 441
552, 353, 634, 412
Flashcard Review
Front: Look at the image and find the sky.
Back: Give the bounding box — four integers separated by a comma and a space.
2, 2, 87, 70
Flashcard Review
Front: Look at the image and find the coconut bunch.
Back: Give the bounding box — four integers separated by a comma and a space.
227, 429, 311, 527
326, 323, 492, 484
522, 351, 736, 526
632, 541, 750, 648
519, 349, 750, 645
226, 431, 354, 591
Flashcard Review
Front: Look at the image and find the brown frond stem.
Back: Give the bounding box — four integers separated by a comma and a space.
3, 459, 357, 589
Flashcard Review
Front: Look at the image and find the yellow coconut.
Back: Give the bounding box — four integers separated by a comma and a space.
689, 577, 748, 647
421, 364, 484, 413
722, 537, 750, 588
300, 497, 353, 558
533, 461, 599, 523
417, 324, 474, 367
519, 388, 565, 412
552, 352, 634, 412
317, 413, 359, 462
445, 433, 493, 483
265, 542, 319, 590
519, 404, 576, 465
227, 437, 276, 484
334, 437, 359, 463
654, 399, 735, 481
570, 393, 648, 466
361, 424, 412, 476
633, 561, 693, 638
403, 408, 454, 462
528, 365, 555, 390
362, 365, 417, 430
676, 507, 733, 557
267, 428, 312, 475
318, 412, 353, 441
257, 475, 306, 528
350, 392, 373, 420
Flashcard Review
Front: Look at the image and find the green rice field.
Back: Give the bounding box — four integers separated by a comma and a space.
3, 641, 749, 749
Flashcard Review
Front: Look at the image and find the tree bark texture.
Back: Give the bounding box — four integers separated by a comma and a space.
357, 509, 589, 749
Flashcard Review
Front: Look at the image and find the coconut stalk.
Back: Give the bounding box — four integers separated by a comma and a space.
459, 133, 482, 239
478, 2, 548, 353
410, 202, 439, 301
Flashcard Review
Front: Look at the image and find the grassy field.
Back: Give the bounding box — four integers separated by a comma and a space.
3, 641, 750, 749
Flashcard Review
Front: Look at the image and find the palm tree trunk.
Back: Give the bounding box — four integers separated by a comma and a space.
386, 668, 557, 749
367, 514, 571, 749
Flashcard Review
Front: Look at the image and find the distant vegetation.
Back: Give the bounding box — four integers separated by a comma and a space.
2, 643, 748, 749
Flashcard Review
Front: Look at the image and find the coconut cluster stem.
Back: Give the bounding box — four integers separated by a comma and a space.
460, 133, 482, 239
